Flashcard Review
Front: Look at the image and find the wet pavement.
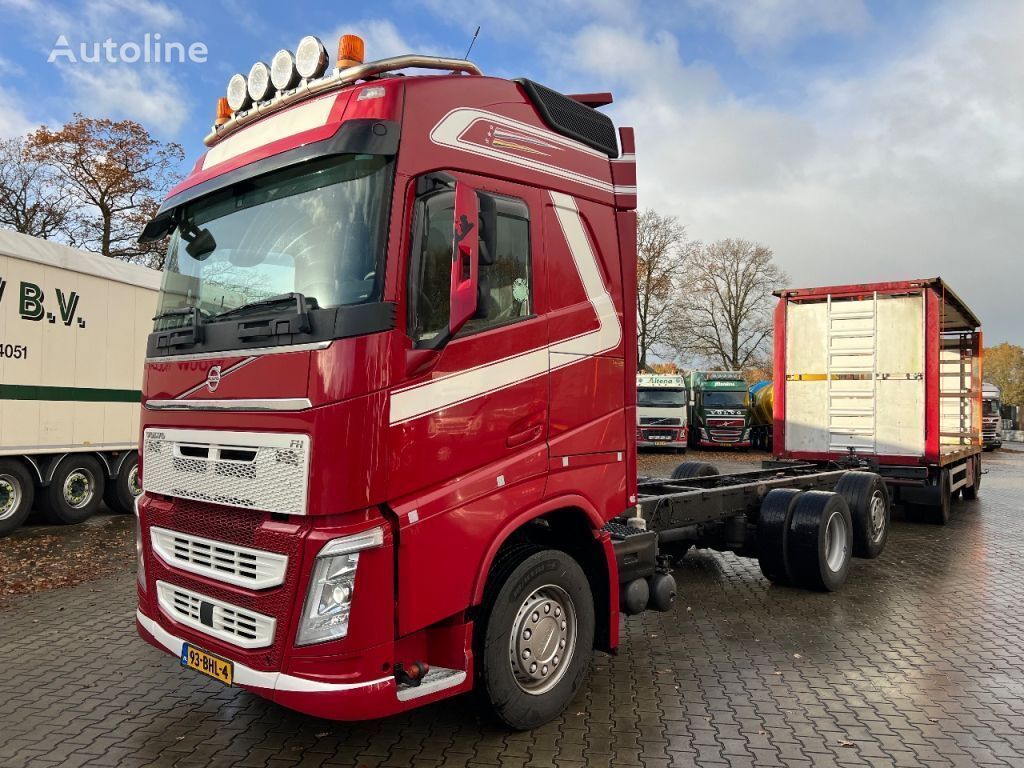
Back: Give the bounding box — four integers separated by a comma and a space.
2, 447, 1024, 767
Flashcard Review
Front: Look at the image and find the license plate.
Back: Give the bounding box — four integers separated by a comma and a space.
181, 643, 233, 686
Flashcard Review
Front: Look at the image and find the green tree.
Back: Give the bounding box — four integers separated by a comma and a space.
984, 343, 1024, 405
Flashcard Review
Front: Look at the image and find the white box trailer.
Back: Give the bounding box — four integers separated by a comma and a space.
772, 278, 982, 525
0, 230, 160, 535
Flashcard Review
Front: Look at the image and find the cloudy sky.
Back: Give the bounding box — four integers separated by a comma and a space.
0, 0, 1020, 343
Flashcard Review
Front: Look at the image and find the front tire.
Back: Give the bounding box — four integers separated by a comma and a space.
39, 455, 105, 525
0, 459, 35, 537
479, 549, 595, 730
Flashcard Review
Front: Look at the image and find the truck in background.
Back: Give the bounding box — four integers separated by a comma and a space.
0, 230, 158, 536
685, 370, 752, 449
133, 33, 893, 730
982, 382, 1002, 450
771, 278, 983, 525
636, 373, 687, 450
749, 380, 773, 451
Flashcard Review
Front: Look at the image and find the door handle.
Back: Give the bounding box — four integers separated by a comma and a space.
506, 425, 543, 448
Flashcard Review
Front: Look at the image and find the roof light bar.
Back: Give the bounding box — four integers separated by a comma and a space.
247, 61, 273, 102
271, 49, 300, 91
295, 35, 329, 79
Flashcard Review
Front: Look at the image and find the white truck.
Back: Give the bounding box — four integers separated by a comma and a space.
0, 230, 160, 536
636, 373, 688, 450
982, 382, 1003, 450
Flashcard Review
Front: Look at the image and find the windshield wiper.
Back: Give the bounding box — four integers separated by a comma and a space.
213, 292, 314, 340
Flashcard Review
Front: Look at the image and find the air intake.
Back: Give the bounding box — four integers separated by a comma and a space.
516, 79, 619, 158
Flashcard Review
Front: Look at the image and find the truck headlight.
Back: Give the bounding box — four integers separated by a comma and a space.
296, 527, 384, 646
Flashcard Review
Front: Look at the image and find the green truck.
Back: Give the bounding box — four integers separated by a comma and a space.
685, 370, 752, 449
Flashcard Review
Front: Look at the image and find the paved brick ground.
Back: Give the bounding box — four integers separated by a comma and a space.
2, 448, 1024, 767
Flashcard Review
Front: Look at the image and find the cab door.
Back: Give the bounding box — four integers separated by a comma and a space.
387, 172, 549, 635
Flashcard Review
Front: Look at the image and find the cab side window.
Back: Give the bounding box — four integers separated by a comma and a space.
408, 184, 532, 344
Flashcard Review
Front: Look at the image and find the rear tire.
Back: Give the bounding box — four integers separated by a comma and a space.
479, 549, 595, 730
103, 454, 141, 514
787, 491, 853, 592
929, 469, 952, 525
39, 455, 105, 525
834, 472, 890, 559
670, 461, 720, 480
0, 459, 35, 537
756, 488, 804, 585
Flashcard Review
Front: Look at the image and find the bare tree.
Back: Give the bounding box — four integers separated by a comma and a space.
637, 209, 691, 370
0, 137, 72, 239
26, 114, 183, 264
674, 238, 786, 370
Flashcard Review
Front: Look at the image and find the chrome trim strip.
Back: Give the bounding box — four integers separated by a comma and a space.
137, 609, 394, 693
145, 398, 313, 412
145, 340, 332, 364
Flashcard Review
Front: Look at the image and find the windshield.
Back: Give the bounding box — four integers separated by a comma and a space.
983, 398, 1001, 416
156, 154, 392, 322
703, 391, 748, 408
638, 389, 686, 408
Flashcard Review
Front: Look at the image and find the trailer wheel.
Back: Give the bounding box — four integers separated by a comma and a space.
0, 460, 35, 537
479, 549, 595, 730
962, 456, 981, 500
787, 491, 853, 592
756, 488, 804, 586
930, 469, 952, 524
39, 455, 106, 525
834, 472, 890, 559
104, 454, 141, 514
670, 461, 720, 480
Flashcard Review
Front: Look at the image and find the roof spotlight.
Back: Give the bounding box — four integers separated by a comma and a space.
247, 61, 274, 102
271, 49, 300, 91
295, 35, 329, 79
226, 73, 251, 112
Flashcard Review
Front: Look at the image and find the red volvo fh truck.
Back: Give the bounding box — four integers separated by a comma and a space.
134, 34, 893, 729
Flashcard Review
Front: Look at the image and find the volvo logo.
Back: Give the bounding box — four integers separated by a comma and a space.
206, 365, 222, 393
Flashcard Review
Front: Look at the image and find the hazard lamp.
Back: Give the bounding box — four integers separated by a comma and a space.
337, 34, 364, 69
296, 527, 384, 645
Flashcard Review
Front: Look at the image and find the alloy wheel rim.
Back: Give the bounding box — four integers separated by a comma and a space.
509, 584, 576, 695
63, 469, 95, 509
0, 475, 20, 520
824, 510, 849, 572
128, 464, 141, 497
869, 490, 887, 543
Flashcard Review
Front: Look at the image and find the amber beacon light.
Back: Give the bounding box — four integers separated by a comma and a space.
337, 34, 365, 69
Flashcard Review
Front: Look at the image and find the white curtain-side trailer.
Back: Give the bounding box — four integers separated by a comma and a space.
771, 278, 982, 524
0, 230, 160, 535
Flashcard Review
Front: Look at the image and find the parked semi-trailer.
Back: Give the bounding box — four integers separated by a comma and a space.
0, 230, 157, 536
636, 373, 687, 449
685, 370, 752, 449
982, 382, 1002, 450
134, 34, 893, 729
770, 279, 983, 525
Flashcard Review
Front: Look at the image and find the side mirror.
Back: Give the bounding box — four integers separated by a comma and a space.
448, 182, 479, 337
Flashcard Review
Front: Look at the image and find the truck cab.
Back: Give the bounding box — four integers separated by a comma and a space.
685, 371, 752, 449
133, 35, 650, 729
636, 373, 687, 449
982, 382, 1003, 450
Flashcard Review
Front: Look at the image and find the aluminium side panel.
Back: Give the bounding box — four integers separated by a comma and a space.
783, 300, 829, 453
0, 240, 159, 457
873, 295, 925, 456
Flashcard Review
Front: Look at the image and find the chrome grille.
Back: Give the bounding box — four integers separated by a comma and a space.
150, 527, 288, 589
157, 581, 276, 649
143, 428, 310, 515
640, 417, 682, 426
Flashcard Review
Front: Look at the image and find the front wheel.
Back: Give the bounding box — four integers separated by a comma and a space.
479, 550, 595, 730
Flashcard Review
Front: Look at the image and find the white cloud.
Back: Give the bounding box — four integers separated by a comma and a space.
554, 1, 1024, 343
689, 0, 872, 51
0, 87, 35, 138
60, 66, 190, 137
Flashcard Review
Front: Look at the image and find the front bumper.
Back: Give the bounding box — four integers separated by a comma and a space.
137, 607, 422, 720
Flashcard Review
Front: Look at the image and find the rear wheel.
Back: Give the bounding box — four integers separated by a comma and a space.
39, 455, 105, 525
929, 469, 952, 525
0, 460, 35, 537
479, 549, 595, 730
103, 454, 141, 514
670, 461, 720, 480
787, 491, 853, 592
834, 472, 890, 559
756, 488, 804, 585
